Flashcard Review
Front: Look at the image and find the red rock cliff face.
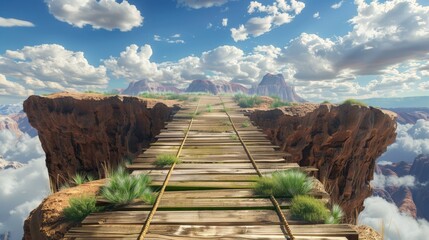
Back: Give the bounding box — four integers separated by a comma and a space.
250, 103, 397, 222
24, 93, 177, 190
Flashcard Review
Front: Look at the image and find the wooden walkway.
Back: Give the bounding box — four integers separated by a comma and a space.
65, 96, 358, 240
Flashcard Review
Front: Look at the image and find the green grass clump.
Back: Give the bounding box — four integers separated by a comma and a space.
325, 204, 344, 224
241, 120, 250, 128
154, 154, 180, 167
341, 99, 367, 106
270, 97, 290, 108
71, 172, 94, 186
254, 170, 313, 197
234, 94, 263, 108
230, 134, 238, 140
206, 104, 213, 112
63, 196, 100, 222
290, 195, 330, 223
321, 100, 330, 104
100, 167, 152, 206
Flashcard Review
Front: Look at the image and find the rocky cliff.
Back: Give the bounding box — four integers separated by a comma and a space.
250, 103, 397, 222
186, 79, 248, 95
250, 73, 306, 102
122, 79, 182, 95
24, 93, 178, 191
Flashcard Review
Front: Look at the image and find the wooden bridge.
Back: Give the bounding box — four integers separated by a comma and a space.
65, 96, 358, 240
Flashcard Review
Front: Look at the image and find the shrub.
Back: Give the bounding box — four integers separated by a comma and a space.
341, 99, 367, 106
154, 154, 180, 167
321, 100, 330, 104
100, 167, 152, 206
254, 170, 313, 197
325, 204, 344, 224
270, 97, 290, 108
290, 195, 330, 223
234, 94, 263, 108
63, 196, 100, 222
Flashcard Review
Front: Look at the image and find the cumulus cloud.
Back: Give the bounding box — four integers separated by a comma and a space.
177, 0, 229, 9
153, 34, 185, 44
230, 0, 305, 42
0, 44, 108, 94
0, 17, 34, 27
313, 12, 320, 19
359, 197, 429, 240
378, 120, 429, 163
331, 0, 344, 9
371, 173, 416, 189
0, 74, 33, 97
45, 0, 143, 31
0, 128, 49, 239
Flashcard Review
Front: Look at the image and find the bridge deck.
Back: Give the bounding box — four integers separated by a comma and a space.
65, 96, 358, 240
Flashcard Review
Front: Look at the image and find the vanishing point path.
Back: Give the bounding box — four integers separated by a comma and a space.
65, 96, 358, 240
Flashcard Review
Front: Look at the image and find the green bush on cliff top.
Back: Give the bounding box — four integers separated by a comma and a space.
341, 99, 367, 106
63, 195, 101, 222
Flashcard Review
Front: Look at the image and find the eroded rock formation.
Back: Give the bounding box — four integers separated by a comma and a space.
250, 73, 306, 102
250, 103, 397, 222
24, 93, 178, 190
186, 79, 248, 94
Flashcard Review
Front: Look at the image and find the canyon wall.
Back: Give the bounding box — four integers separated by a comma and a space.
250, 103, 397, 222
24, 93, 178, 190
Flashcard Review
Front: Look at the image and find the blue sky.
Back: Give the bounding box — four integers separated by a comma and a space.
1, 0, 429, 104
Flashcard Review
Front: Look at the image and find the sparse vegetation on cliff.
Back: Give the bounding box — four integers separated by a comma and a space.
138, 92, 191, 101
342, 99, 368, 106
325, 204, 344, 224
254, 170, 313, 197
270, 96, 290, 108
154, 154, 180, 167
100, 167, 153, 206
291, 195, 330, 223
234, 93, 263, 108
63, 196, 101, 222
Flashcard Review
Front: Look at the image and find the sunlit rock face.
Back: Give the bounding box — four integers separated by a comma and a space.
186, 79, 248, 95
122, 79, 182, 95
250, 73, 306, 102
250, 103, 397, 222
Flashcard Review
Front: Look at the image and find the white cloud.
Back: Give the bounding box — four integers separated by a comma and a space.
0, 17, 34, 27
359, 197, 429, 240
171, 33, 181, 38
313, 12, 320, 19
379, 120, 429, 163
230, 0, 305, 42
331, 0, 344, 9
222, 18, 228, 27
0, 44, 108, 94
371, 173, 416, 189
0, 74, 33, 97
207, 22, 213, 29
0, 128, 48, 239
177, 0, 229, 9
152, 34, 185, 44
45, 0, 143, 31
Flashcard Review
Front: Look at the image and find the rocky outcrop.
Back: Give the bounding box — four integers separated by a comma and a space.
250, 73, 305, 102
410, 154, 429, 220
250, 103, 397, 222
186, 79, 248, 95
122, 79, 182, 95
24, 92, 178, 190
0, 156, 24, 170
23, 180, 104, 240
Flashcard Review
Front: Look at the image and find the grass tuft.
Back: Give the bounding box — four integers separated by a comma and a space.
234, 94, 263, 108
230, 134, 238, 140
154, 154, 180, 167
341, 99, 367, 106
325, 204, 344, 224
206, 104, 213, 112
290, 195, 330, 223
241, 120, 251, 128
254, 170, 313, 197
270, 96, 290, 108
63, 196, 100, 222
100, 167, 152, 206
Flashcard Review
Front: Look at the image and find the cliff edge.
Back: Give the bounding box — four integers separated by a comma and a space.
250, 103, 397, 222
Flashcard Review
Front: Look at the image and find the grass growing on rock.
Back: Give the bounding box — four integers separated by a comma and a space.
341, 99, 367, 106
100, 167, 153, 206
290, 195, 330, 223
154, 154, 180, 167
234, 94, 263, 108
71, 172, 94, 186
270, 97, 290, 108
254, 170, 313, 197
63, 196, 101, 222
325, 204, 344, 224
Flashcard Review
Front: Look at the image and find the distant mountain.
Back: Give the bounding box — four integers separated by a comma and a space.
0, 103, 22, 115
360, 96, 429, 108
387, 108, 429, 124
186, 79, 248, 95
376, 154, 429, 220
0, 115, 23, 137
0, 156, 24, 170
250, 73, 305, 102
122, 79, 182, 95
